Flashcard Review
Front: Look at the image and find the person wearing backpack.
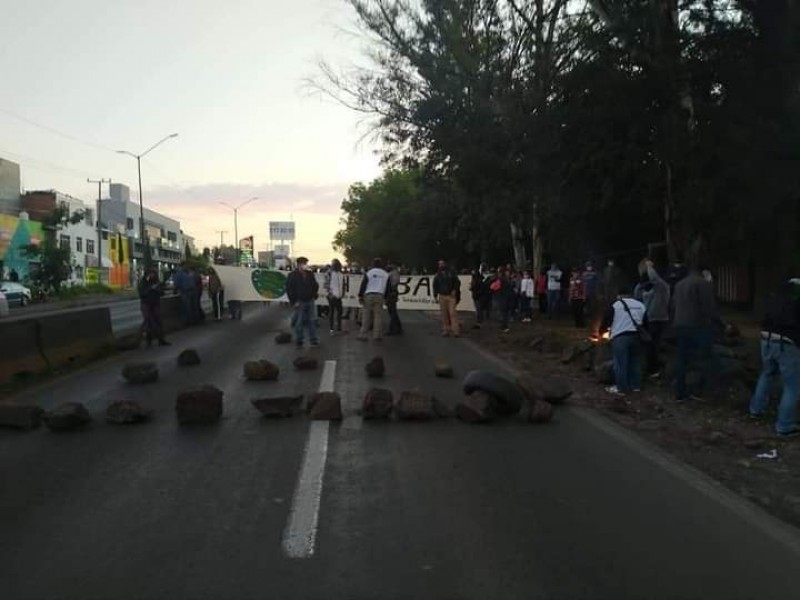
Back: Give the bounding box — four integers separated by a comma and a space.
749, 279, 800, 437
433, 259, 461, 337
599, 285, 647, 395
672, 264, 722, 402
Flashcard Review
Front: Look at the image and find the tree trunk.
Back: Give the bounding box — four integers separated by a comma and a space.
531, 200, 543, 276
510, 221, 527, 270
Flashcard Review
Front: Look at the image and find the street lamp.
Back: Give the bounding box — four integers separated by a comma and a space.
117, 133, 178, 268
220, 196, 258, 266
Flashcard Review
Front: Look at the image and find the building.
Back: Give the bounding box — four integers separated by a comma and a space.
0, 157, 21, 216
181, 231, 198, 258
100, 183, 182, 274
21, 190, 108, 285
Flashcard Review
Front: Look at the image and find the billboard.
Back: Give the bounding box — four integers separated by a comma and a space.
273, 244, 290, 257
239, 235, 254, 263
269, 221, 295, 241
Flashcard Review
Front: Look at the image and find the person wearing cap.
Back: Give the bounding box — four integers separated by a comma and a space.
433, 259, 461, 337
286, 256, 320, 348
749, 278, 800, 437
358, 257, 390, 341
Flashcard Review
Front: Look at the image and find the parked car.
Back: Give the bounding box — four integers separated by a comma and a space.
0, 281, 32, 307
0, 291, 8, 318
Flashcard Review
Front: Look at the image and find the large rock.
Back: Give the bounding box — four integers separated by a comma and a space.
0, 403, 45, 430
44, 402, 92, 431
251, 395, 304, 418
243, 360, 280, 381
462, 370, 524, 416
365, 356, 385, 378
594, 360, 615, 385
106, 400, 153, 425
275, 331, 293, 345
308, 392, 343, 420
516, 375, 572, 405
122, 362, 159, 385
177, 348, 201, 367
434, 362, 454, 378
456, 391, 496, 424
294, 356, 319, 371
362, 388, 394, 420
176, 385, 224, 425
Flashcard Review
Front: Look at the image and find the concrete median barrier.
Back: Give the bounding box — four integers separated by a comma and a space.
37, 307, 113, 369
0, 319, 48, 384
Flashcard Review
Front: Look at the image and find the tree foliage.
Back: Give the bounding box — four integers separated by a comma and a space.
323, 0, 800, 276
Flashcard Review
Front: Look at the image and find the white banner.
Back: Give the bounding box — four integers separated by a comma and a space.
213, 266, 473, 311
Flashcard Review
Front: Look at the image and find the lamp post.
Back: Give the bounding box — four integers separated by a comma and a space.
219, 197, 258, 265
117, 133, 178, 268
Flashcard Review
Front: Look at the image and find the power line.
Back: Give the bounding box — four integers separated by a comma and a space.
0, 106, 118, 154
0, 148, 94, 180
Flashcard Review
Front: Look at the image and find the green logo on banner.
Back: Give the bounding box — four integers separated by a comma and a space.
251, 269, 287, 299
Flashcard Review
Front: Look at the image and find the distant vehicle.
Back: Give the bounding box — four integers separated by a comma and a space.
0, 281, 32, 307
0, 291, 8, 318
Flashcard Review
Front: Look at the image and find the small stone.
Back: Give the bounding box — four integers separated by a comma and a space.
122, 362, 159, 385
106, 400, 153, 425
251, 395, 304, 418
243, 360, 280, 381
362, 388, 394, 420
456, 391, 495, 424
294, 356, 319, 371
308, 392, 342, 420
44, 402, 92, 431
396, 390, 437, 421
707, 430, 726, 444
177, 349, 201, 367
737, 459, 752, 469
724, 323, 741, 339
528, 337, 544, 350
528, 400, 554, 424
365, 356, 385, 378
175, 385, 224, 425
275, 332, 293, 345
0, 404, 45, 430
434, 362, 454, 378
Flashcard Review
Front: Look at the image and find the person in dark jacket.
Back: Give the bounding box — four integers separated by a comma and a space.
492, 267, 515, 333
286, 256, 320, 348
138, 267, 170, 347
208, 268, 225, 321
433, 259, 461, 337
672, 265, 722, 402
634, 259, 671, 378
174, 264, 197, 324
386, 262, 403, 336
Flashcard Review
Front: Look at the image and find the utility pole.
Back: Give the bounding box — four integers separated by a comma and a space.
87, 178, 111, 284
215, 230, 228, 247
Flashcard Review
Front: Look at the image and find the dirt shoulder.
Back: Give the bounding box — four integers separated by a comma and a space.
466, 313, 800, 528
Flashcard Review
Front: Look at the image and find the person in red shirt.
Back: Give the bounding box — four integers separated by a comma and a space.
569, 267, 587, 328
535, 268, 548, 315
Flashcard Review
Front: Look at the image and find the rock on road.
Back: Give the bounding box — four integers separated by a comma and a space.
1, 305, 799, 600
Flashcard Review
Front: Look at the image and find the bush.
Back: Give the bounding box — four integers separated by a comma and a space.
55, 284, 116, 299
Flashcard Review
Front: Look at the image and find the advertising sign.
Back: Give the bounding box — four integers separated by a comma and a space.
269, 221, 295, 241
239, 235, 254, 263
273, 244, 290, 257
214, 265, 472, 311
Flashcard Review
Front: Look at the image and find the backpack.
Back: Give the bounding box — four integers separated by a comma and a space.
763, 285, 800, 344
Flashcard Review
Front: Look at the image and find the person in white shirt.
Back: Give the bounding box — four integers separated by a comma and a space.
520, 271, 534, 322
599, 285, 648, 396
324, 259, 345, 334
357, 257, 390, 341
547, 264, 563, 318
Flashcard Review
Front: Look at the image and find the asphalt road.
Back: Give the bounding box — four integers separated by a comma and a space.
1, 306, 799, 600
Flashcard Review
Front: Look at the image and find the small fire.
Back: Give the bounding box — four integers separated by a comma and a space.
589, 331, 611, 343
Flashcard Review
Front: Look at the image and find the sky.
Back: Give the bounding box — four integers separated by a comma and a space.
0, 0, 382, 262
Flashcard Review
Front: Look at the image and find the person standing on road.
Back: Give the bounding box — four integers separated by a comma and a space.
174, 264, 197, 325
600, 285, 646, 396
433, 259, 462, 337
520, 270, 534, 322
672, 264, 722, 402
569, 267, 587, 328
386, 262, 403, 336
192, 268, 205, 323
358, 258, 389, 342
138, 267, 170, 347
470, 268, 486, 327
546, 263, 563, 318
208, 268, 224, 321
324, 259, 344, 334
9, 268, 19, 283
634, 259, 671, 379
286, 257, 320, 348
491, 267, 514, 333
749, 279, 800, 437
